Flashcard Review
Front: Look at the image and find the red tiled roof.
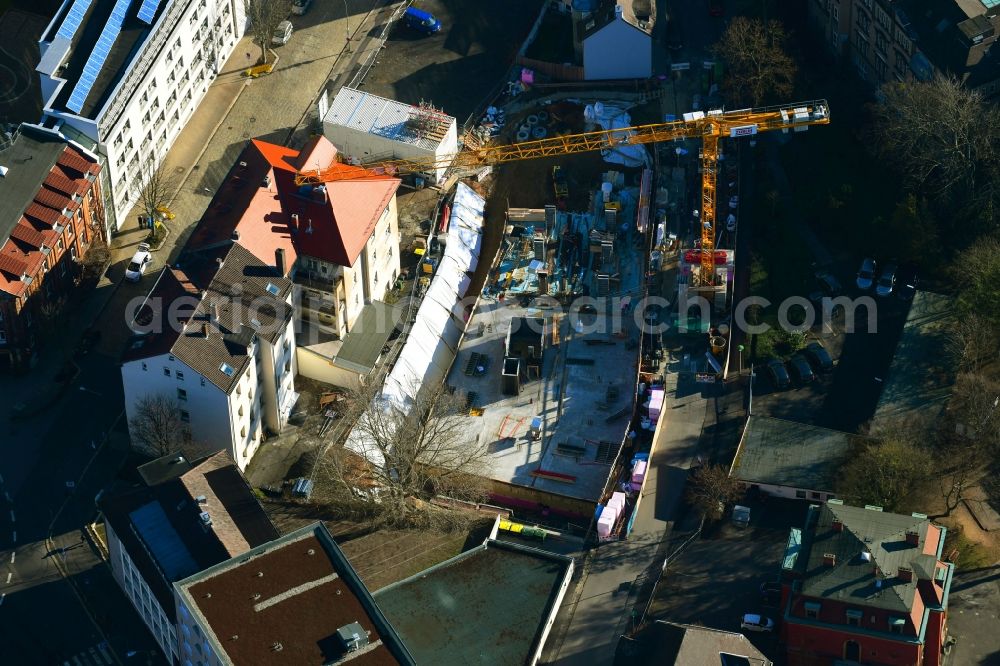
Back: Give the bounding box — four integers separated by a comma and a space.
0, 252, 27, 277
56, 148, 97, 177
44, 172, 78, 196
34, 186, 70, 211
23, 203, 62, 226
10, 222, 45, 248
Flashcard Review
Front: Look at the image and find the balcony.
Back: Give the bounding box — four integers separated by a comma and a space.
293, 272, 342, 293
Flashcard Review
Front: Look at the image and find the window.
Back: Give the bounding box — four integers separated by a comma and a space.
373, 248, 377, 260
70, 246, 77, 262
796, 490, 807, 499
220, 362, 235, 376
176, 370, 184, 381
846, 609, 863, 626
804, 601, 821, 619
163, 367, 171, 377
238, 405, 244, 417
180, 410, 190, 422
374, 271, 379, 284
177, 388, 187, 401
241, 426, 246, 438
889, 617, 905, 634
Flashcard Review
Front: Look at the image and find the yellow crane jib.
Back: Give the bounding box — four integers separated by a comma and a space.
294, 101, 830, 282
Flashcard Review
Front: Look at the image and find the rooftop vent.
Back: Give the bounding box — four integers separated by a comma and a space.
232, 230, 240, 241
195, 495, 207, 504
231, 635, 238, 641
257, 571, 264, 577
336, 622, 369, 653
0, 165, 8, 178
262, 174, 271, 188
239, 161, 247, 168
860, 551, 872, 563
271, 642, 283, 652
822, 553, 836, 567
199, 511, 212, 526
307, 548, 316, 555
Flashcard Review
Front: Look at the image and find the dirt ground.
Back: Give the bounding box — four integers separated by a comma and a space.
363, 0, 544, 124
909, 474, 1000, 568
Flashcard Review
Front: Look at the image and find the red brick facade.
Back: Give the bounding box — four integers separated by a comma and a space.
0, 145, 104, 370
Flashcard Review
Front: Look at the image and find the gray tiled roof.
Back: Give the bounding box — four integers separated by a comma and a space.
171, 243, 291, 394
798, 503, 934, 613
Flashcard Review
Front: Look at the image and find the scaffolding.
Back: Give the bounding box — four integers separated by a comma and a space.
406, 100, 451, 143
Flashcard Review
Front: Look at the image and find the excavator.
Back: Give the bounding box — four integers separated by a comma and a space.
294, 100, 830, 284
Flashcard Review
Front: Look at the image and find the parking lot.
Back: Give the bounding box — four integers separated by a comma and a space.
363, 0, 544, 124
749, 286, 911, 433
646, 498, 813, 660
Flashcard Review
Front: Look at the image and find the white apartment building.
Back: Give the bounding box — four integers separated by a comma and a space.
121, 243, 298, 469
100, 450, 278, 663
36, 0, 246, 231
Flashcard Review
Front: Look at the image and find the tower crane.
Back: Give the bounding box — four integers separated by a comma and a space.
295, 100, 830, 283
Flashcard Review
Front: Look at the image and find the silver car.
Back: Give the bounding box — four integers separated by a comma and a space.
741, 613, 775, 633
876, 263, 897, 297
856, 257, 876, 291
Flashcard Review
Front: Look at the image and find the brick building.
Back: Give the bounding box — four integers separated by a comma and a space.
0, 124, 103, 371
808, 0, 1000, 96
781, 501, 954, 666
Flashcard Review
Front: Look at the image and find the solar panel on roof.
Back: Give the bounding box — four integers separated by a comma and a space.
56, 0, 95, 41
129, 501, 201, 581
65, 0, 134, 114
985, 0, 1000, 8
136, 0, 162, 24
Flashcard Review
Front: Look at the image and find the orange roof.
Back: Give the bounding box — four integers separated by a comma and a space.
233, 188, 298, 271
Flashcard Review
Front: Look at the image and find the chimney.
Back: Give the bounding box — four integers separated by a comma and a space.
897, 567, 913, 582
202, 322, 210, 338
231, 230, 240, 241
905, 530, 919, 546
822, 553, 836, 567
210, 303, 219, 326
832, 519, 843, 532
275, 248, 286, 276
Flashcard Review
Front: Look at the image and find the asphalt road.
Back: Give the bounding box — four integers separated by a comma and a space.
0, 351, 165, 665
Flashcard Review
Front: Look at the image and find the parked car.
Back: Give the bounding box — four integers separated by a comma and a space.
125, 243, 152, 282
788, 353, 816, 384
804, 341, 834, 373
272, 20, 293, 45
403, 6, 441, 34
741, 614, 775, 633
876, 262, 897, 297
764, 358, 790, 390
856, 257, 876, 291
726, 213, 737, 232
291, 0, 312, 15
897, 265, 918, 301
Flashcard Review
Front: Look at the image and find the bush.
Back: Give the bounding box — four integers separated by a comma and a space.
81, 240, 111, 281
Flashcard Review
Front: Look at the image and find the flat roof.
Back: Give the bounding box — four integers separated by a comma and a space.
334, 301, 403, 372
733, 415, 861, 492
873, 291, 955, 428
176, 523, 414, 665
46, 0, 168, 119
373, 539, 573, 666
324, 86, 455, 152
446, 203, 644, 504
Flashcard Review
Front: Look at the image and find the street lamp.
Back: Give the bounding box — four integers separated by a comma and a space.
343, 0, 351, 52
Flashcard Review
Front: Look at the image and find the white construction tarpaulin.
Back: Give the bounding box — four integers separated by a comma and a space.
345, 183, 485, 463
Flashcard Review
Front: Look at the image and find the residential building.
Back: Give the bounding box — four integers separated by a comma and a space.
808, 0, 1000, 96
184, 135, 403, 388
120, 243, 297, 469
99, 450, 279, 663
614, 620, 773, 665
576, 0, 654, 80
173, 522, 416, 665
35, 0, 246, 230
732, 415, 864, 502
373, 538, 574, 666
0, 124, 103, 371
322, 87, 459, 185
781, 501, 954, 666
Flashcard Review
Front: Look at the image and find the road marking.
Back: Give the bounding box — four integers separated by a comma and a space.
5, 572, 10, 584
9, 551, 13, 564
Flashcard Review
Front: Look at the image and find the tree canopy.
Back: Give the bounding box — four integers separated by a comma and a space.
713, 18, 797, 107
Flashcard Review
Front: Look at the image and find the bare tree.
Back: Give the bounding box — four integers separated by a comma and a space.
685, 464, 744, 521
947, 372, 1000, 456
129, 394, 199, 458
945, 313, 999, 372
837, 435, 933, 513
871, 75, 1000, 220
712, 18, 796, 107
954, 235, 1000, 326
317, 382, 491, 526
245, 0, 286, 65
134, 156, 179, 229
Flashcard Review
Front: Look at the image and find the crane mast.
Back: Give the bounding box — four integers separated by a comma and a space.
296, 101, 830, 283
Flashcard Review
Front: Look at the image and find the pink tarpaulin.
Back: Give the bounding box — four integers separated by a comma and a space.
648, 388, 665, 423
